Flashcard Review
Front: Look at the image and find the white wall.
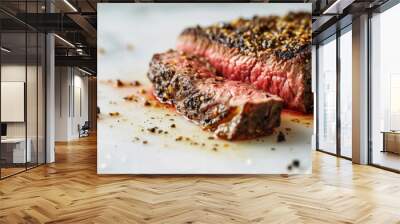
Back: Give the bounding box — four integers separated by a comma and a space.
55, 66, 69, 141
1, 66, 26, 139
55, 66, 89, 141
72, 73, 89, 137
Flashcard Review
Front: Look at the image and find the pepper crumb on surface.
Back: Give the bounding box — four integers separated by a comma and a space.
98, 48, 106, 55
133, 80, 141, 86
287, 165, 292, 171
144, 100, 151, 106
116, 79, 124, 87
292, 159, 300, 167
109, 112, 120, 116
291, 119, 300, 123
127, 43, 135, 51
123, 94, 138, 102
147, 127, 157, 133
277, 131, 286, 142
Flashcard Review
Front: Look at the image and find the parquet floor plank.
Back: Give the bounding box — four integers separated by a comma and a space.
0, 135, 399, 223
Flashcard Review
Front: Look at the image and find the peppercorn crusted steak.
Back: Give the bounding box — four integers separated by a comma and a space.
147, 50, 284, 140
177, 12, 312, 113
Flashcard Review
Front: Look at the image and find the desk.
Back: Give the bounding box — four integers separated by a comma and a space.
1, 138, 31, 163
381, 131, 400, 154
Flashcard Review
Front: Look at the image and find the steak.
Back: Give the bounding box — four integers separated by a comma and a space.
177, 12, 312, 113
147, 50, 284, 140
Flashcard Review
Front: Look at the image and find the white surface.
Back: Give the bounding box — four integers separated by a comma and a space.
98, 3, 311, 77
1, 137, 31, 163
98, 82, 312, 174
1, 137, 26, 143
97, 4, 313, 174
1, 82, 25, 122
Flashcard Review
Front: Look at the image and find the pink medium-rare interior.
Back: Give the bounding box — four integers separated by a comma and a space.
177, 35, 308, 112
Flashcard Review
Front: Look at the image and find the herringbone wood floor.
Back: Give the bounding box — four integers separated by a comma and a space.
1, 135, 400, 224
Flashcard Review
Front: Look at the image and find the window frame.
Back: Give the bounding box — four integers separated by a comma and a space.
315, 22, 353, 161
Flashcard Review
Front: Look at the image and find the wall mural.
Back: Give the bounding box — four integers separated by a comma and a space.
97, 3, 313, 174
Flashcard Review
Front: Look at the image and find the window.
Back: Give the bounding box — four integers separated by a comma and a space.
370, 3, 400, 171
0, 2, 46, 179
317, 35, 337, 154
339, 27, 352, 158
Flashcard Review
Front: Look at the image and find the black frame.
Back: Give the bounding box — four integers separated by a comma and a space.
338, 24, 353, 160
367, 10, 373, 166
0, 0, 47, 180
336, 24, 341, 159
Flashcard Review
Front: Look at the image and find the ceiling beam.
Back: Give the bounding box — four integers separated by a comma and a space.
55, 55, 96, 71
67, 13, 97, 40
12, 13, 83, 32
323, 0, 356, 15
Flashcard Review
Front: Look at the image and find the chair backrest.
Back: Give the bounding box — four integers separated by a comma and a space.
82, 121, 90, 129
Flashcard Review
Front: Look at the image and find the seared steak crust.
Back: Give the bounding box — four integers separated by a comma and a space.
177, 12, 312, 113
180, 12, 311, 60
147, 50, 283, 140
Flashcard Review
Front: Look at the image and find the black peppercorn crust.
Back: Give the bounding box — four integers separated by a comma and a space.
180, 12, 311, 60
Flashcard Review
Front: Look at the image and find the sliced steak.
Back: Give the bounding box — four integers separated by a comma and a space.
147, 50, 283, 140
177, 12, 312, 113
